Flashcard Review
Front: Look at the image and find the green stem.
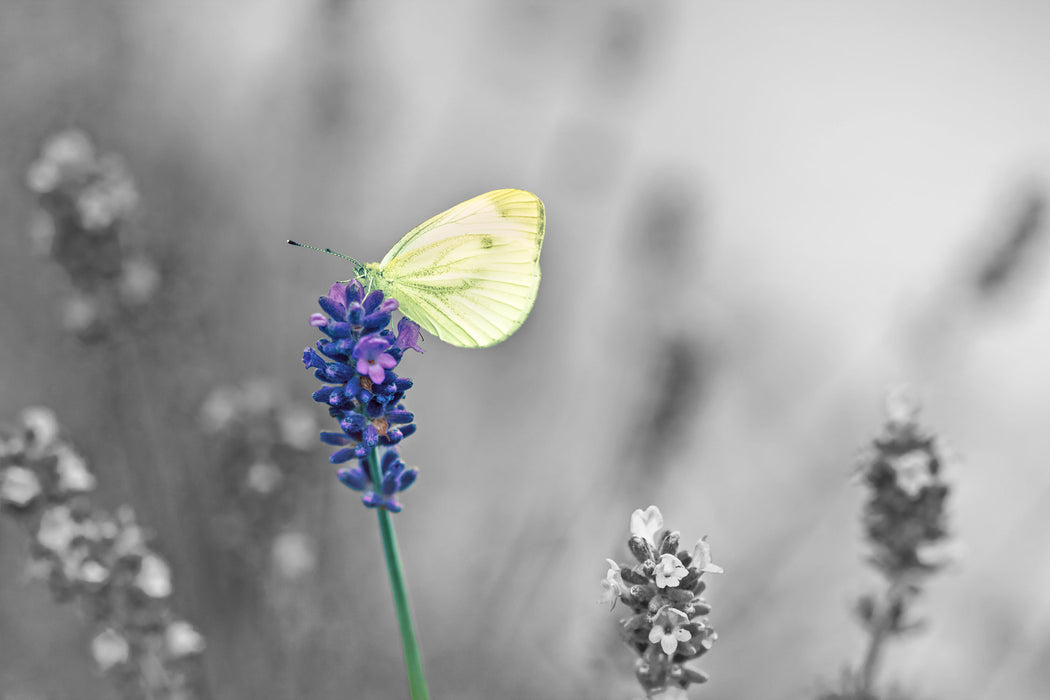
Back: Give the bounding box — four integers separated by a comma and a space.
366, 448, 430, 700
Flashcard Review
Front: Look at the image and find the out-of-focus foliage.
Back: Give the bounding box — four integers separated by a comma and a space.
1, 407, 206, 700
24, 129, 159, 341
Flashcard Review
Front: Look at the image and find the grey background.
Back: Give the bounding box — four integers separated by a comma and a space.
1, 1, 1049, 699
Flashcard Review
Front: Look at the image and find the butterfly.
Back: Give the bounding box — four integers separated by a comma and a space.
289, 189, 545, 348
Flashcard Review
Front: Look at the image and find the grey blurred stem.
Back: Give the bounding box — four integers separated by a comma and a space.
858, 584, 906, 694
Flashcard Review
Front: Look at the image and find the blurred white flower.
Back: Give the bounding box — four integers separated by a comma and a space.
917, 539, 965, 568
112, 507, 146, 557
78, 559, 110, 587
241, 380, 276, 414
55, 445, 96, 494
20, 406, 59, 452
200, 388, 239, 433
246, 460, 282, 494
118, 257, 161, 306
37, 505, 77, 552
62, 294, 102, 335
25, 159, 61, 194
272, 531, 317, 580
888, 450, 933, 497
135, 554, 173, 598
91, 628, 129, 671
885, 385, 921, 427
26, 130, 95, 194
75, 157, 137, 233
278, 405, 317, 450
165, 620, 206, 658
77, 187, 117, 231
43, 130, 95, 171
0, 466, 42, 508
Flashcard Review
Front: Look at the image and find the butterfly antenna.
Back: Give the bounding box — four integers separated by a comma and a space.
286, 239, 363, 270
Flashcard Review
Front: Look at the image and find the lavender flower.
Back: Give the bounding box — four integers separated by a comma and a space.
857, 391, 955, 582
1, 407, 207, 700
604, 505, 722, 698
25, 129, 160, 341
828, 389, 959, 699
199, 379, 318, 574
303, 281, 423, 511
300, 281, 430, 696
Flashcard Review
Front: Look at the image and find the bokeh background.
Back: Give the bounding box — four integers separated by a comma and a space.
2, 1, 1050, 698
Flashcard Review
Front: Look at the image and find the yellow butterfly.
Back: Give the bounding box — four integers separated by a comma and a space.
289, 189, 545, 348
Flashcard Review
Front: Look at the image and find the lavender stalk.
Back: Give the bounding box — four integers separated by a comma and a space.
301, 280, 428, 698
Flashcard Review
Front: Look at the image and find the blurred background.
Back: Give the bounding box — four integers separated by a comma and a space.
2, 1, 1049, 698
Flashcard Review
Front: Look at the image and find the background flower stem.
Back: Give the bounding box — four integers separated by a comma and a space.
857, 582, 903, 695
366, 447, 429, 700
858, 610, 888, 694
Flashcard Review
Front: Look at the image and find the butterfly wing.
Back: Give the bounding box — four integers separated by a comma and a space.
377, 189, 545, 348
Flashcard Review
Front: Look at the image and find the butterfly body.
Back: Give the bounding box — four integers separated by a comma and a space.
343, 189, 544, 348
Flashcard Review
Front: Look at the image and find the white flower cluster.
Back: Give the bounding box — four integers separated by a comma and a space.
602, 505, 723, 698
1, 406, 206, 698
